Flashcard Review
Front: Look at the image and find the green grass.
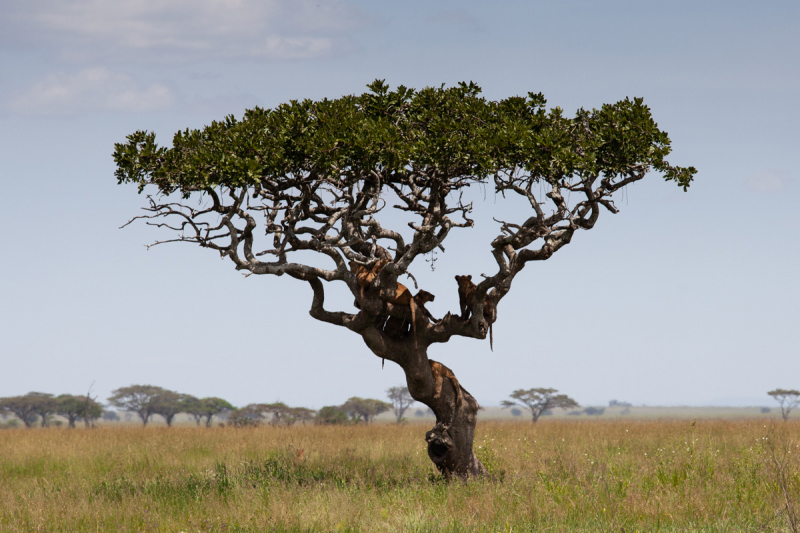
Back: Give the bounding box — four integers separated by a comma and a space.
1, 419, 798, 532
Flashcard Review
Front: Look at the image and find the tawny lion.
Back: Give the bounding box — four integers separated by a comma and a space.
455, 274, 496, 351
351, 260, 437, 349
429, 359, 463, 409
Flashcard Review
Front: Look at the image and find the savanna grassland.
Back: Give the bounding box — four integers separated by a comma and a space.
1, 419, 798, 532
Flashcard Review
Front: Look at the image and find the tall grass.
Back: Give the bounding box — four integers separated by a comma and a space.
1, 419, 797, 532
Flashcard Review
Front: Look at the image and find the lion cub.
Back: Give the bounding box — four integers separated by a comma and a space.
429, 359, 463, 409
350, 259, 389, 301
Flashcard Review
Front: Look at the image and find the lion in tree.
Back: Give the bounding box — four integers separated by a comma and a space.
114, 80, 695, 479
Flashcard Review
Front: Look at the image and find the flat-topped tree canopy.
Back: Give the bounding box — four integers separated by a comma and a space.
114, 80, 696, 478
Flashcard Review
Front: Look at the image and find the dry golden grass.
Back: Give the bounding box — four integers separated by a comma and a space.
1, 419, 798, 532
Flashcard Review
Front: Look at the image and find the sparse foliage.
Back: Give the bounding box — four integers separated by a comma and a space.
502, 388, 579, 423
386, 386, 415, 424
768, 389, 800, 421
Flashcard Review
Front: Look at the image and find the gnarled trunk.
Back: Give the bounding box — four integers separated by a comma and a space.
424, 392, 486, 479
360, 323, 487, 480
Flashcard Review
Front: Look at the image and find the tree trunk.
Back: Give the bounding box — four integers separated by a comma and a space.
360, 327, 487, 480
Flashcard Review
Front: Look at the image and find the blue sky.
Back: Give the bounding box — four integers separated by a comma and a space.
1, 0, 798, 409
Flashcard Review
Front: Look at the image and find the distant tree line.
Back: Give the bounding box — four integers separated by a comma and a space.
106, 385, 236, 427
0, 384, 408, 429
0, 392, 103, 428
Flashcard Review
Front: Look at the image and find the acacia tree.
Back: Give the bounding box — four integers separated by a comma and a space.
28, 392, 57, 427
501, 388, 579, 423
56, 394, 103, 428
0, 394, 44, 428
184, 397, 235, 427
150, 390, 186, 427
387, 386, 415, 424
228, 404, 267, 427
315, 405, 349, 425
341, 397, 391, 424
114, 81, 695, 478
289, 406, 317, 425
263, 402, 295, 425
768, 389, 800, 421
107, 385, 166, 426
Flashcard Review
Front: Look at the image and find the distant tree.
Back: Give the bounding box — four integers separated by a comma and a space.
501, 388, 579, 423
228, 404, 267, 427
761, 407, 771, 414
609, 400, 632, 408
107, 385, 167, 426
386, 386, 415, 424
184, 397, 235, 427
250, 402, 317, 426
289, 407, 317, 425
182, 395, 204, 425
315, 406, 349, 425
341, 397, 391, 425
263, 402, 294, 425
767, 389, 800, 421
56, 394, 102, 428
0, 394, 41, 428
80, 395, 104, 428
510, 408, 522, 417
28, 392, 57, 427
583, 407, 605, 416
150, 390, 187, 427
102, 410, 120, 421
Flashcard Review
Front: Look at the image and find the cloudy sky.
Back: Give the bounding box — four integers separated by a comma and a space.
1, 0, 798, 410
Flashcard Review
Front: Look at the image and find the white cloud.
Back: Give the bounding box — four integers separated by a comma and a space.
745, 169, 793, 194
2, 0, 366, 62
11, 68, 174, 115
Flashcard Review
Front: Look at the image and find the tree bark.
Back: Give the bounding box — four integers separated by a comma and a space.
359, 322, 487, 480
